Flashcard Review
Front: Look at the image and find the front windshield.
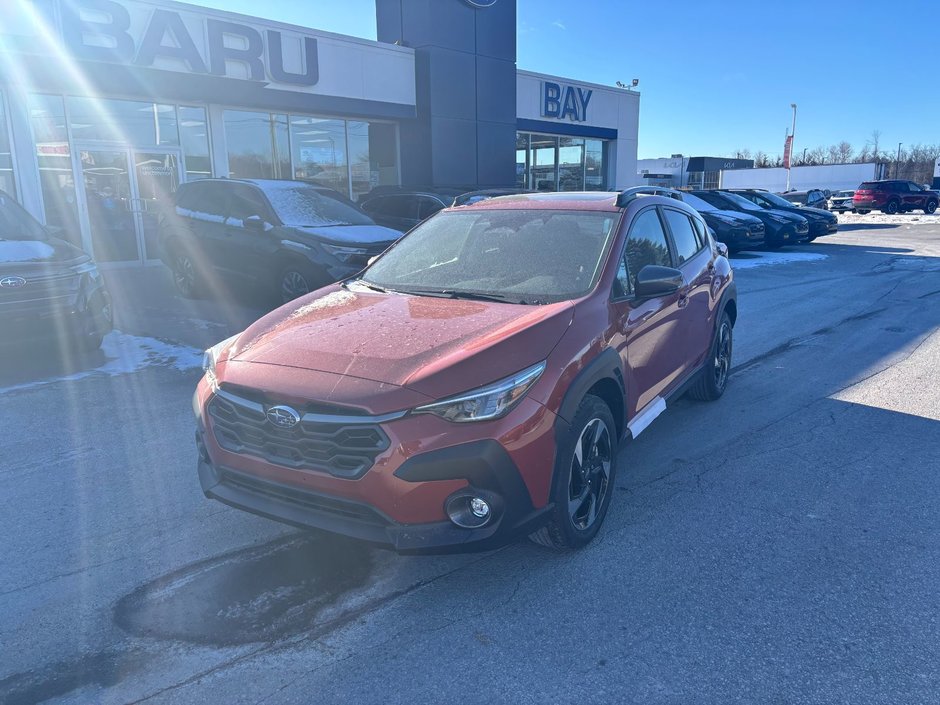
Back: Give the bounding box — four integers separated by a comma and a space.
754, 192, 795, 208
361, 209, 619, 304
263, 184, 375, 227
680, 192, 718, 211
0, 192, 48, 241
716, 191, 763, 211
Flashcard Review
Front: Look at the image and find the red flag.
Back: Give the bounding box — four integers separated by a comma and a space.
783, 135, 794, 169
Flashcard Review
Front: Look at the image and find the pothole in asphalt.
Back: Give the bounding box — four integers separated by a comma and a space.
114, 532, 373, 646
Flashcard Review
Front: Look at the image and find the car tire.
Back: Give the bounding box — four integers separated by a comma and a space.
883, 200, 900, 215
278, 262, 325, 305
925, 200, 938, 215
687, 311, 733, 402
529, 394, 618, 550
857, 209, 869, 215
171, 249, 202, 299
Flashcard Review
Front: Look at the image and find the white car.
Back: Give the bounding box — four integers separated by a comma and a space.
828, 190, 856, 213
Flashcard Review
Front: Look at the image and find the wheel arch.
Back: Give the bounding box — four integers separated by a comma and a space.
556, 347, 626, 441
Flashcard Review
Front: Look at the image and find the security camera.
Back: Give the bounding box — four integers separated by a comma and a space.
632, 78, 639, 87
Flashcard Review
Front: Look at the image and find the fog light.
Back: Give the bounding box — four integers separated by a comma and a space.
445, 492, 497, 529
469, 497, 490, 518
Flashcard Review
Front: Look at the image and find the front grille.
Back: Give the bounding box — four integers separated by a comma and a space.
219, 468, 390, 527
208, 392, 389, 479
796, 221, 809, 233
0, 271, 80, 308
748, 222, 765, 234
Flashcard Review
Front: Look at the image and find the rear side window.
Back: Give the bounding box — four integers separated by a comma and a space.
417, 196, 445, 220
615, 208, 672, 297
858, 182, 878, 191
663, 208, 702, 265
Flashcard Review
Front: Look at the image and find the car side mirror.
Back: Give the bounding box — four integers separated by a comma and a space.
244, 215, 268, 231
715, 241, 729, 258
634, 265, 683, 298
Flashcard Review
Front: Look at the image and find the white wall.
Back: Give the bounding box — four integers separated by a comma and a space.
517, 70, 640, 188
720, 163, 883, 192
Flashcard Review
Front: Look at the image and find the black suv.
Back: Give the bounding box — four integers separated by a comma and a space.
359, 188, 465, 231
159, 179, 401, 304
0, 189, 112, 350
726, 189, 838, 240
779, 189, 829, 210
690, 190, 810, 248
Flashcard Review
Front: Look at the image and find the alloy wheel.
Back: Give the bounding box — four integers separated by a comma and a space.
281, 270, 310, 303
568, 418, 612, 531
714, 320, 733, 390
174, 254, 196, 295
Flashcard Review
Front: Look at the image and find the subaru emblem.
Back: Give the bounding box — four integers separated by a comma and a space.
266, 405, 301, 429
0, 276, 26, 288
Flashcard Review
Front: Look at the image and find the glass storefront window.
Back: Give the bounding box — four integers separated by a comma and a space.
290, 116, 347, 194
67, 97, 179, 145
28, 94, 81, 246
178, 106, 211, 180
558, 137, 584, 191
515, 133, 528, 189
584, 139, 605, 190
0, 91, 16, 197
517, 132, 607, 191
347, 121, 398, 201
225, 110, 290, 179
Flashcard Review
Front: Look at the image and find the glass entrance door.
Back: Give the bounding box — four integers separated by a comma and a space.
76, 145, 183, 264
132, 151, 181, 261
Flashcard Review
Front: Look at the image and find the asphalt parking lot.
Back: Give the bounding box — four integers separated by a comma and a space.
2, 221, 940, 704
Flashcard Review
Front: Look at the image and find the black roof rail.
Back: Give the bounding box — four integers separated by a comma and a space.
615, 186, 684, 208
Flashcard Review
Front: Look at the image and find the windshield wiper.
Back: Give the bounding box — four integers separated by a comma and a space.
398, 288, 538, 304
345, 279, 391, 293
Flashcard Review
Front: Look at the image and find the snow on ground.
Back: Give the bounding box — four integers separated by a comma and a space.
0, 331, 202, 394
730, 250, 828, 270
836, 211, 940, 225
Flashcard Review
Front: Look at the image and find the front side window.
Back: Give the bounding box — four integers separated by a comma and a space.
615, 209, 672, 297
227, 185, 274, 224
364, 209, 618, 304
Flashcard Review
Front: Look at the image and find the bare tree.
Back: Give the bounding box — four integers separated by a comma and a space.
868, 130, 882, 160
836, 141, 853, 163
753, 150, 770, 168
807, 146, 827, 165
732, 148, 752, 160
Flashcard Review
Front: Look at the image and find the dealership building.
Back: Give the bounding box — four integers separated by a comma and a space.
0, 0, 639, 266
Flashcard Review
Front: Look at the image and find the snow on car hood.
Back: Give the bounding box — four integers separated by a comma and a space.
228, 286, 574, 399
292, 224, 402, 245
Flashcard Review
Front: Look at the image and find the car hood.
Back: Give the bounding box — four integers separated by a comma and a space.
778, 205, 832, 221
701, 209, 762, 226
0, 236, 89, 272
289, 223, 401, 246
227, 286, 574, 400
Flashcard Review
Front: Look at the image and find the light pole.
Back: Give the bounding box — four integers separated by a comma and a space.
785, 103, 797, 191
896, 142, 903, 178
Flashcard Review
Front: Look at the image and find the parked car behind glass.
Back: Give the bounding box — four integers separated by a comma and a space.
193, 190, 737, 553
359, 189, 465, 231
158, 179, 401, 304
0, 190, 112, 351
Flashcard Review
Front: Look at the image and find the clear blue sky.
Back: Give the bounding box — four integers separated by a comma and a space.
183, 0, 939, 160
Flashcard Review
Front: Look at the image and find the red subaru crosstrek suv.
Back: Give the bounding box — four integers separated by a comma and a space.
193, 190, 737, 552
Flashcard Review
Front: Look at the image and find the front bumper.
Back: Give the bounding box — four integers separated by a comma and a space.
0, 282, 111, 345
193, 382, 560, 553
197, 435, 552, 553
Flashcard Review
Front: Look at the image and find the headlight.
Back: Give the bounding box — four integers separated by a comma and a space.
322, 243, 369, 263
413, 361, 546, 423
203, 334, 239, 391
